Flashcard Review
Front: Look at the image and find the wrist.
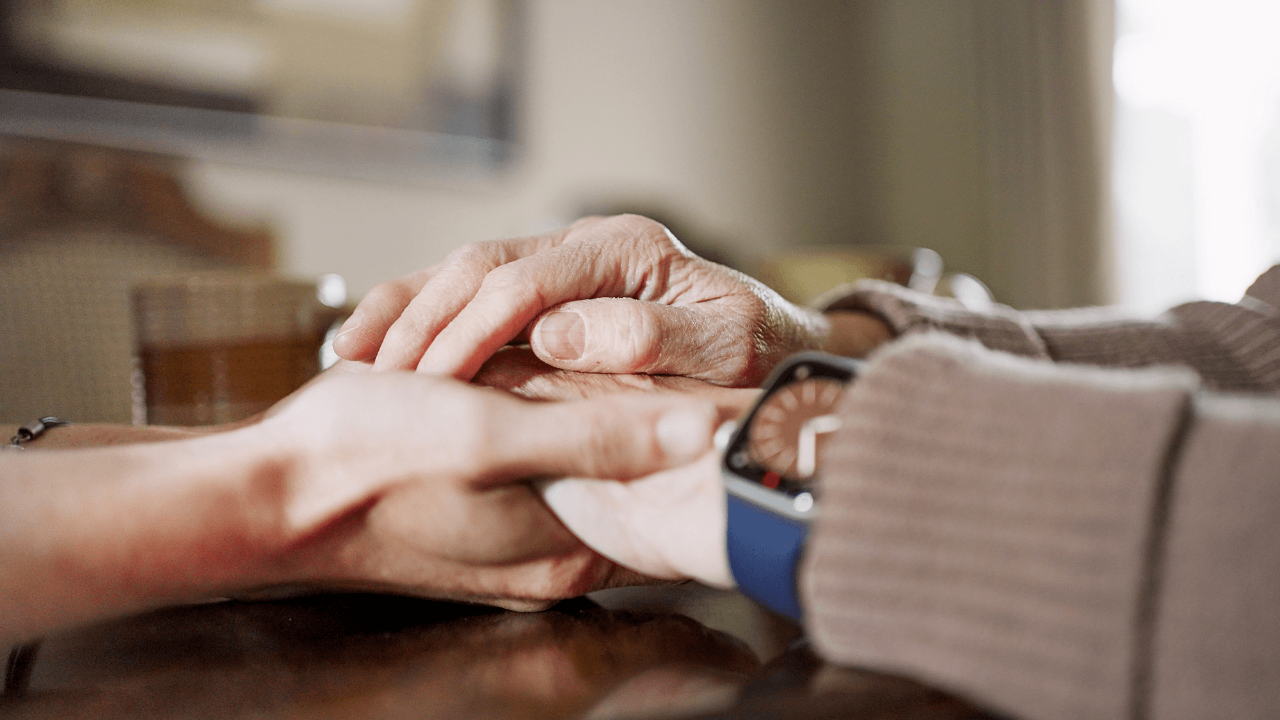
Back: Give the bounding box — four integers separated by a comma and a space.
820, 310, 893, 358
105, 430, 298, 595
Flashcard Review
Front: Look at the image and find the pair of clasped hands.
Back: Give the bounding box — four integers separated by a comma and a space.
265, 214, 879, 611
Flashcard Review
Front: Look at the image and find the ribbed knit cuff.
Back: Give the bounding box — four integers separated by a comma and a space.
814, 280, 1051, 359
801, 334, 1196, 720
816, 279, 1280, 393
1026, 301, 1280, 393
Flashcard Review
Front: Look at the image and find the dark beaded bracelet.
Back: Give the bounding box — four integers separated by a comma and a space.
2, 418, 66, 691
5, 417, 71, 451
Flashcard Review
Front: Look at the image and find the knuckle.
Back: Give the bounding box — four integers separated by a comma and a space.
481, 260, 527, 288
382, 307, 432, 347
362, 281, 415, 314
611, 213, 650, 231
615, 306, 663, 373
722, 348, 755, 384
443, 243, 507, 281
478, 263, 545, 311
445, 242, 487, 264
617, 213, 682, 251
595, 216, 690, 285
592, 214, 651, 247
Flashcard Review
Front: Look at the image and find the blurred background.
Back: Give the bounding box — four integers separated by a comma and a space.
2, 0, 1279, 421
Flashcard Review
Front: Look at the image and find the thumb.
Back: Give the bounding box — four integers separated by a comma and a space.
530, 298, 749, 385
492, 393, 717, 483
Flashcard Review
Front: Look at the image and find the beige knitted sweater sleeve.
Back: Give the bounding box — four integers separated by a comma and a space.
803, 266, 1280, 720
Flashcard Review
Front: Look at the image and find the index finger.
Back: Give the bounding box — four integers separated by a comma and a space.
415, 243, 636, 379
332, 264, 439, 362
371, 231, 567, 370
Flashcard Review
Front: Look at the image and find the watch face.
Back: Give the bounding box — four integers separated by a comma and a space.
725, 353, 858, 500
748, 377, 846, 480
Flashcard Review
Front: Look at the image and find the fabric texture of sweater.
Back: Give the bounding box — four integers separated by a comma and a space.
802, 266, 1280, 720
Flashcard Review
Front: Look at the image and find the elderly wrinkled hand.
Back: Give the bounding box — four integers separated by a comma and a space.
332, 214, 830, 387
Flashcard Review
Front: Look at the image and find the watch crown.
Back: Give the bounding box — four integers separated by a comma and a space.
714, 420, 737, 452
793, 492, 815, 513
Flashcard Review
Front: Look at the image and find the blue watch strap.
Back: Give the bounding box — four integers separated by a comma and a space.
726, 494, 807, 621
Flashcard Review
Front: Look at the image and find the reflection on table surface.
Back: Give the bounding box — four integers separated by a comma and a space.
2, 585, 995, 719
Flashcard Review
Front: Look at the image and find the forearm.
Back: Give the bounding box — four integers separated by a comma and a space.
821, 279, 1280, 392
0, 430, 294, 644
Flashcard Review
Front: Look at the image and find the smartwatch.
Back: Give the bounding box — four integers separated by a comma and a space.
720, 352, 861, 621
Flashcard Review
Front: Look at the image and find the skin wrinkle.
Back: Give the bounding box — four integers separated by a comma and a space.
583, 229, 659, 299
637, 238, 678, 300
682, 286, 736, 305
656, 249, 702, 296
700, 314, 753, 383
666, 268, 774, 380
389, 299, 442, 349
657, 309, 712, 377
614, 228, 660, 295
626, 304, 665, 374
576, 244, 625, 298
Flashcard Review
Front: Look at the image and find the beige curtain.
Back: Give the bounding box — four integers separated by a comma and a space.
799, 0, 1118, 310
971, 0, 1116, 309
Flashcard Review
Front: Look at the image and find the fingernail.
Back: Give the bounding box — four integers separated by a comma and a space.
656, 406, 714, 464
538, 311, 585, 361
334, 309, 363, 341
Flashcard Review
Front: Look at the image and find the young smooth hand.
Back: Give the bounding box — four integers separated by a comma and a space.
332, 214, 830, 387
0, 368, 721, 643
256, 369, 721, 610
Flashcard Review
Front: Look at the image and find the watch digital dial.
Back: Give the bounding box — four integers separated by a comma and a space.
725, 354, 858, 501
748, 377, 845, 482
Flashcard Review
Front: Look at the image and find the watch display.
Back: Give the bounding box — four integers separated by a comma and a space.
724, 353, 859, 505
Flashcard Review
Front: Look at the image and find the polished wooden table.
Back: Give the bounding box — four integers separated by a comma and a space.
2, 585, 995, 719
